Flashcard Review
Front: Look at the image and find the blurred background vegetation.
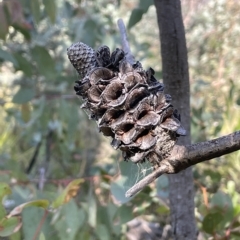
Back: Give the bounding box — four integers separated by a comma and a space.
0, 0, 240, 239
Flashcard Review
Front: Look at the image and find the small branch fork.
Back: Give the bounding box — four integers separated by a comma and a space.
126, 131, 240, 197
117, 19, 240, 198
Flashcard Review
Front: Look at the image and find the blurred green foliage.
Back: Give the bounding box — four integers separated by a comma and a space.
0, 0, 240, 239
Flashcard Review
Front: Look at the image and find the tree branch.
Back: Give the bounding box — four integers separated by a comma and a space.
115, 18, 240, 207
154, 0, 196, 237
126, 130, 240, 197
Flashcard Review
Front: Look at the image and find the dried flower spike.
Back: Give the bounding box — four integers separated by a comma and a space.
67, 42, 186, 167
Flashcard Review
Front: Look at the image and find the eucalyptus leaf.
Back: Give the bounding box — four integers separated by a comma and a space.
0, 217, 22, 237
22, 207, 50, 240
156, 205, 170, 214
13, 53, 33, 76
111, 161, 152, 203
211, 191, 233, 215
236, 96, 240, 106
9, 230, 21, 240
81, 19, 98, 47
210, 191, 234, 227
110, 177, 132, 204
116, 205, 133, 224
11, 24, 31, 41
39, 232, 46, 240
0, 183, 11, 202
202, 212, 223, 234
128, 0, 153, 29
30, 0, 41, 24
31, 46, 56, 80
0, 5, 9, 40
7, 199, 49, 218
95, 224, 110, 240
55, 200, 85, 240
128, 8, 144, 30
21, 103, 31, 123
0, 49, 18, 66
139, 0, 154, 13
12, 88, 35, 104
51, 179, 84, 209
0, 183, 12, 219
42, 0, 56, 24
88, 191, 97, 228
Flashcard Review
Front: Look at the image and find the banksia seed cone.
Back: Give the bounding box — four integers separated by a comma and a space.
67, 42, 186, 167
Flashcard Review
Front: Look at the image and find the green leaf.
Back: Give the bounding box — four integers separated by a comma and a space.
128, 8, 144, 29
31, 46, 56, 80
13, 53, 33, 76
0, 217, 22, 237
120, 161, 152, 179
203, 169, 221, 182
30, 0, 41, 24
156, 205, 170, 214
81, 19, 98, 47
236, 96, 240, 106
0, 5, 9, 40
128, 0, 153, 29
21, 103, 31, 123
111, 177, 133, 204
42, 0, 56, 24
7, 200, 49, 218
88, 191, 97, 228
12, 88, 35, 104
0, 49, 18, 66
11, 24, 31, 41
39, 232, 46, 240
111, 161, 152, 203
139, 0, 154, 13
0, 183, 11, 219
64, 205, 85, 239
55, 201, 86, 240
0, 183, 11, 202
233, 204, 240, 217
22, 207, 49, 240
9, 230, 21, 240
51, 179, 84, 209
75, 229, 91, 240
97, 204, 120, 235
210, 191, 234, 227
95, 224, 110, 240
107, 203, 118, 224
117, 0, 121, 7
202, 212, 223, 234
232, 232, 240, 238
116, 205, 133, 224
211, 191, 233, 215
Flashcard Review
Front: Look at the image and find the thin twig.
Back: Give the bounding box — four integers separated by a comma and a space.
32, 209, 49, 240
126, 130, 240, 197
26, 141, 42, 174
10, 174, 113, 186
126, 165, 168, 197
117, 19, 135, 64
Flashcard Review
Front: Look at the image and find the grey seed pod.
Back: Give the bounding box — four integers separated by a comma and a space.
67, 42, 97, 78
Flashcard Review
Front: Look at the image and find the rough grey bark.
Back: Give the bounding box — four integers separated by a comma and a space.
154, 0, 197, 239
